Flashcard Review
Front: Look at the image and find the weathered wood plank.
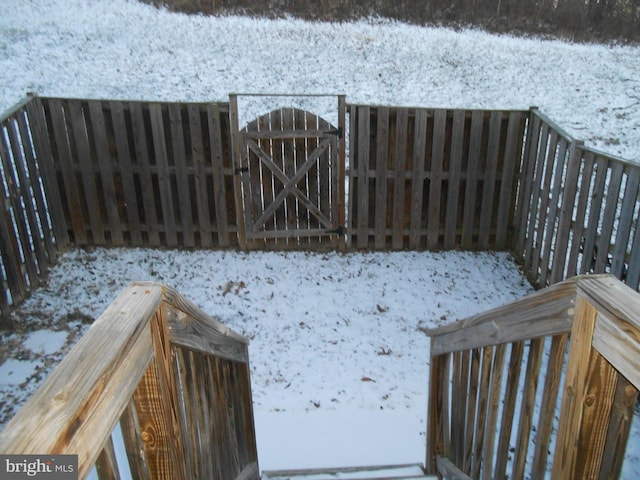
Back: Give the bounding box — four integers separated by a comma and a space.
511, 337, 545, 480
207, 103, 231, 247
130, 102, 161, 246
0, 285, 160, 478
461, 111, 483, 249
444, 110, 465, 249
95, 436, 121, 480
471, 346, 493, 479
550, 142, 583, 284
539, 136, 569, 286
462, 348, 481, 474
478, 111, 502, 249
495, 111, 524, 248
567, 149, 594, 275
595, 159, 624, 273
552, 294, 599, 479
579, 155, 608, 273
337, 95, 347, 252
391, 108, 408, 249
494, 341, 525, 479
450, 351, 464, 466
229, 95, 247, 249
0, 120, 40, 287
514, 110, 541, 255
409, 109, 427, 249
436, 455, 473, 480
610, 164, 640, 279
529, 127, 557, 284
187, 104, 211, 248
68, 100, 104, 245
430, 290, 574, 356
149, 103, 177, 247
110, 101, 143, 246
374, 107, 390, 249
426, 349, 447, 474
427, 110, 445, 250
523, 121, 550, 277
26, 97, 69, 248
356, 106, 370, 249
13, 109, 54, 266
168, 103, 194, 247
0, 137, 28, 301
89, 101, 124, 245
119, 399, 151, 480
530, 333, 569, 479
573, 350, 618, 480
481, 343, 506, 480
598, 376, 638, 480
48, 99, 87, 243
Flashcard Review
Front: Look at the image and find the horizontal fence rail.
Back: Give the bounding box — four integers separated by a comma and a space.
425, 275, 640, 480
0, 282, 259, 480
347, 105, 527, 250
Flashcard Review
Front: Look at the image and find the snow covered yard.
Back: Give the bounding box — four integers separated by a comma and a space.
0, 248, 533, 470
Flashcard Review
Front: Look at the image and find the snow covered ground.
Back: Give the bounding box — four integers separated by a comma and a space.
1, 249, 533, 469
0, 0, 639, 476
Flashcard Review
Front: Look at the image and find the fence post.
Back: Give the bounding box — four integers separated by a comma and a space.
551, 293, 618, 479
337, 95, 347, 252
229, 94, 247, 250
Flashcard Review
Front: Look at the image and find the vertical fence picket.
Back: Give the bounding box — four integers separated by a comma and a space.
461, 111, 483, 249
444, 110, 465, 249
495, 111, 525, 249
110, 101, 143, 246
26, 97, 68, 250
67, 100, 103, 246
409, 109, 427, 249
373, 107, 389, 249
427, 110, 445, 250
130, 102, 161, 247
150, 103, 177, 247
88, 100, 124, 246
478, 111, 502, 249
168, 103, 195, 248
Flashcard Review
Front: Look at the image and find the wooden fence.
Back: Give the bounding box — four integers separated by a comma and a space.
425, 275, 640, 479
36, 96, 238, 249
513, 108, 640, 291
1, 95, 639, 320
347, 105, 527, 250
0, 282, 259, 480
0, 97, 59, 320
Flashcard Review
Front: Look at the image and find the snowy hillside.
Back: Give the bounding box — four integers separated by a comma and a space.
1, 0, 640, 161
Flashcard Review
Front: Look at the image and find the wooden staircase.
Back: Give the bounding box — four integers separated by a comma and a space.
261, 463, 435, 480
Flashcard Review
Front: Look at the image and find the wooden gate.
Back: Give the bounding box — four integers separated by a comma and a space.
230, 95, 346, 250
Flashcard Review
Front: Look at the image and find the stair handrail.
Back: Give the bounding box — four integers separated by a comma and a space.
0, 282, 259, 480
425, 275, 640, 479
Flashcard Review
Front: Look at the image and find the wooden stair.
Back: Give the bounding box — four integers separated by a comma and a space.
261, 463, 435, 479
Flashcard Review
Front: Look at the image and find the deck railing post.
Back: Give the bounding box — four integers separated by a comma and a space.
551, 293, 619, 479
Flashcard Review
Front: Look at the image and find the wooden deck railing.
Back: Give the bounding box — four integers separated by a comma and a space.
0, 282, 259, 480
425, 275, 640, 479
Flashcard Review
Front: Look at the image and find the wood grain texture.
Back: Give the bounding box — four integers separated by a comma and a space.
0, 285, 161, 476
